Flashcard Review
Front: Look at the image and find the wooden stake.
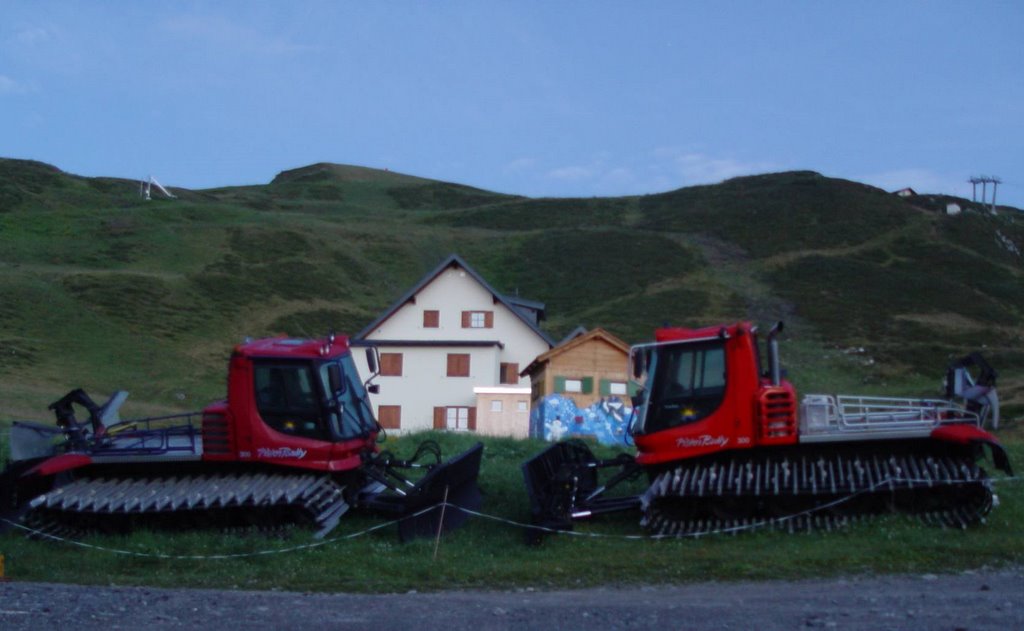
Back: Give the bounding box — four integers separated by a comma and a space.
433, 485, 450, 562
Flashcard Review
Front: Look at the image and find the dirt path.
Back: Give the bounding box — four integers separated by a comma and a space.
1, 568, 1021, 630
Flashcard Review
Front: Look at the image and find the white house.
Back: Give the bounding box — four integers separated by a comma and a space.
351, 254, 554, 433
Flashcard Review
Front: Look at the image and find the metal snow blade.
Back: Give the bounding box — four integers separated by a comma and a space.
358, 441, 484, 542
521, 440, 641, 543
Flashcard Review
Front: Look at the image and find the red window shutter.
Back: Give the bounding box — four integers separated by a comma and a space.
447, 353, 470, 377
461, 311, 471, 328
378, 405, 401, 429
433, 407, 445, 429
468, 407, 477, 431
500, 362, 520, 385
380, 353, 403, 376
484, 311, 494, 328
423, 310, 439, 328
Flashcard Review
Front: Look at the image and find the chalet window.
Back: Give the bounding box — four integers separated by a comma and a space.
423, 310, 439, 328
499, 362, 519, 385
600, 379, 628, 396
554, 376, 593, 394
434, 406, 476, 431
378, 405, 401, 429
490, 400, 503, 412
517, 400, 528, 412
447, 353, 470, 377
380, 352, 403, 376
461, 310, 493, 329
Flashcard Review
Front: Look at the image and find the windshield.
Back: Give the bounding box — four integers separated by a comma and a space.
253, 355, 376, 441
640, 340, 727, 434
320, 354, 377, 440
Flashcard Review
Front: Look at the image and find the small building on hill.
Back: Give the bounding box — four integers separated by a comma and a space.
893, 187, 918, 198
351, 254, 553, 434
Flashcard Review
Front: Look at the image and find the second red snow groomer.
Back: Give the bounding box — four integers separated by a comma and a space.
523, 321, 1011, 538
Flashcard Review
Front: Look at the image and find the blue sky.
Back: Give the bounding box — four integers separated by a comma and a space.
2, 2, 1022, 207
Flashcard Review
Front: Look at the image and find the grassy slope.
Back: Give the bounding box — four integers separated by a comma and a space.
0, 158, 1022, 588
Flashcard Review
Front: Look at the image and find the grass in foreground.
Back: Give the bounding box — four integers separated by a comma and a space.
0, 431, 1021, 592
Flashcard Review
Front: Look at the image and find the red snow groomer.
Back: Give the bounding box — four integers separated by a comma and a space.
523, 322, 1011, 539
1, 335, 483, 541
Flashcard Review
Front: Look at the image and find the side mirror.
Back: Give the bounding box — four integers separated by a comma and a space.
630, 348, 647, 380
365, 347, 379, 375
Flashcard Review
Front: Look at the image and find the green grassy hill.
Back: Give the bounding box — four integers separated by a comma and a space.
1, 158, 1022, 420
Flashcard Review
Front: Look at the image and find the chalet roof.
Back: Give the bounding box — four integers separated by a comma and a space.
354, 253, 555, 346
520, 327, 630, 376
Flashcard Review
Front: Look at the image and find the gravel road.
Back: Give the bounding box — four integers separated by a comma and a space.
1, 568, 1021, 630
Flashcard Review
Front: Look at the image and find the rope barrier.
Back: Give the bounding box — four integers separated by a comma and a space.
0, 504, 440, 560
0, 475, 1018, 560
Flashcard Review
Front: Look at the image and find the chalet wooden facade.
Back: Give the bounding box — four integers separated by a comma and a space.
521, 327, 633, 411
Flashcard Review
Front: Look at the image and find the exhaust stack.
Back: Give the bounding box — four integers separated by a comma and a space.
767, 321, 784, 386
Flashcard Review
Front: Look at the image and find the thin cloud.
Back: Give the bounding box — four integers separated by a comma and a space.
9, 26, 53, 46
0, 75, 29, 95
537, 150, 781, 196
503, 157, 538, 173
546, 165, 594, 182
657, 149, 780, 186
161, 15, 317, 56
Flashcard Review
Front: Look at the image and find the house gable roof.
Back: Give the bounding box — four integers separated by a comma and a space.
521, 327, 630, 376
557, 325, 589, 346
355, 253, 555, 346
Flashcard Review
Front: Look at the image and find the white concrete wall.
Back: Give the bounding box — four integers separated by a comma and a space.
351, 266, 551, 433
